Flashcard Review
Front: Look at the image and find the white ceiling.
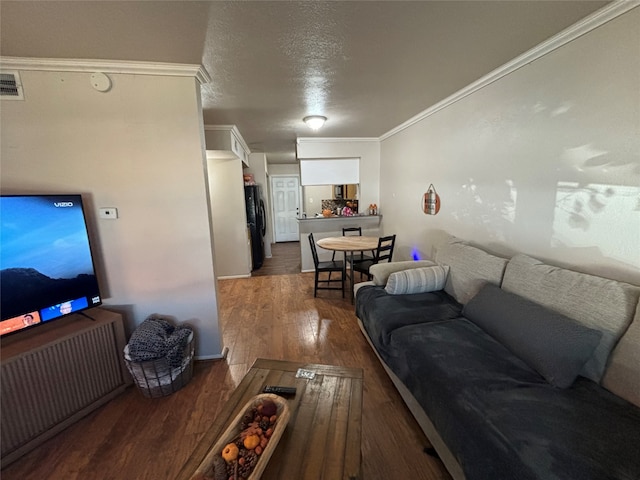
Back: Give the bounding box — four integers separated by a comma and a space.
1, 1, 609, 164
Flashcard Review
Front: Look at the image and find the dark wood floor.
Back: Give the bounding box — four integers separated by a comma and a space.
251, 241, 301, 276
2, 243, 451, 480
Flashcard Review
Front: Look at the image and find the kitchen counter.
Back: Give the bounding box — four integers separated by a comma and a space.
300, 214, 378, 219
297, 214, 382, 233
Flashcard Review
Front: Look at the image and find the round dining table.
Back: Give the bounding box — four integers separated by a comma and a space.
316, 236, 379, 301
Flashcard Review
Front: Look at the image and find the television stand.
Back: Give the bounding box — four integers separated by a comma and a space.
78, 310, 98, 321
0, 308, 130, 468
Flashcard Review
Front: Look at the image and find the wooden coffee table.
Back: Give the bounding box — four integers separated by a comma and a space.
178, 358, 363, 480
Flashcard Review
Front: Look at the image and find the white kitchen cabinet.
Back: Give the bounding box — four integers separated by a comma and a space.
204, 125, 250, 168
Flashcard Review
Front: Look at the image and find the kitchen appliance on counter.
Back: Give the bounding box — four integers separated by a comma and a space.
245, 185, 266, 270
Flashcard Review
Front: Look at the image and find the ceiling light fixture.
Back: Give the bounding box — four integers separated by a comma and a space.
303, 115, 327, 130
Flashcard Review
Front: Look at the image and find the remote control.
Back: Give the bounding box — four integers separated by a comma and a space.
263, 385, 297, 396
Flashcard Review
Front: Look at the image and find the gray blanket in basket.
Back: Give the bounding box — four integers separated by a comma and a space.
127, 316, 192, 368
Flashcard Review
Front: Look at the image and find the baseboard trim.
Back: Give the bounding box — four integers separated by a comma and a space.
195, 346, 228, 361
218, 274, 251, 280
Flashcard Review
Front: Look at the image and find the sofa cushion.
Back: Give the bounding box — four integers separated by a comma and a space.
463, 284, 602, 388
385, 265, 449, 295
502, 254, 640, 383
602, 305, 640, 408
385, 318, 640, 480
356, 285, 462, 352
369, 260, 436, 286
434, 240, 507, 305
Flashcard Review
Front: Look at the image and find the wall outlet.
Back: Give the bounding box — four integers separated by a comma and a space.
99, 207, 118, 219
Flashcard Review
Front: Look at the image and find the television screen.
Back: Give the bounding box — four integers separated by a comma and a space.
0, 194, 102, 337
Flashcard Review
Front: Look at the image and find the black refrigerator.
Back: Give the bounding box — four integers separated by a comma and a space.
244, 185, 266, 270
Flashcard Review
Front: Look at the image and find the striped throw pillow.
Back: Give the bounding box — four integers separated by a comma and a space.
385, 265, 450, 295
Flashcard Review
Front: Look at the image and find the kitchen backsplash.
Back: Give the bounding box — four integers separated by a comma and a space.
321, 199, 358, 214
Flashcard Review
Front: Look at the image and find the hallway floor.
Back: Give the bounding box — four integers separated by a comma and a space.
251, 241, 301, 276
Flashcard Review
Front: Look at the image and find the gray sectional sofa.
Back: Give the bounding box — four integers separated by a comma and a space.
355, 239, 640, 480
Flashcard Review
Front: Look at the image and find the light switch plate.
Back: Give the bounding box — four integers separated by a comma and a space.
99, 207, 118, 219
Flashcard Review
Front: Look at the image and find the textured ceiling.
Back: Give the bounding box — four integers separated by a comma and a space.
1, 1, 609, 164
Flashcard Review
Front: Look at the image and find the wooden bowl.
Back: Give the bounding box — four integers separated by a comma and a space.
190, 394, 290, 480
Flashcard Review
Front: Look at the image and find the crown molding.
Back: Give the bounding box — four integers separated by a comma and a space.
0, 57, 211, 84
297, 137, 379, 144
381, 1, 639, 141
204, 125, 238, 132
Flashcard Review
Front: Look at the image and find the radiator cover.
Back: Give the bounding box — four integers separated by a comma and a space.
1, 308, 129, 467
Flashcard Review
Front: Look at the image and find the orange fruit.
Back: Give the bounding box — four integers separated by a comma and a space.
243, 434, 260, 450
221, 443, 239, 462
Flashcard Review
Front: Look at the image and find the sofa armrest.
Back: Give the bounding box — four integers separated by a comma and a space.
353, 280, 375, 297
369, 260, 436, 286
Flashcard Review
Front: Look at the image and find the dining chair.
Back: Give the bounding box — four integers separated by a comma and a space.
347, 227, 376, 258
352, 234, 396, 281
331, 227, 374, 262
308, 233, 345, 297
339, 227, 376, 280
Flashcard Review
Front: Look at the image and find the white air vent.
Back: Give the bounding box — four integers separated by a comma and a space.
0, 71, 24, 100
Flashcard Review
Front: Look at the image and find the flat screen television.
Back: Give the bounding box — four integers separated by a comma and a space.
0, 194, 102, 337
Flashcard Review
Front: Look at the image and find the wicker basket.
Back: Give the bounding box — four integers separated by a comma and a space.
123, 332, 194, 398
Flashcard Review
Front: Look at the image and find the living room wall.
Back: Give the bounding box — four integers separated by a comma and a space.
0, 68, 223, 358
379, 7, 640, 285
